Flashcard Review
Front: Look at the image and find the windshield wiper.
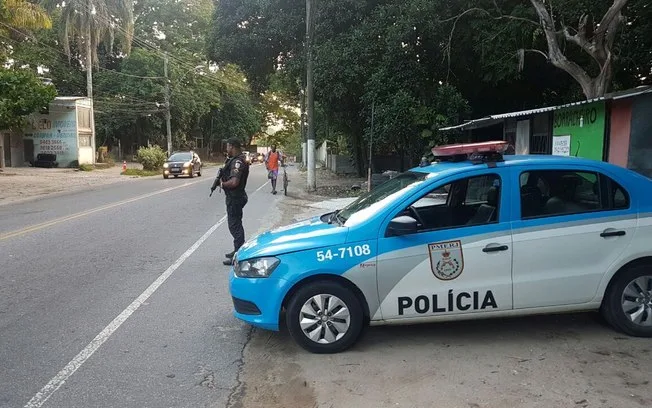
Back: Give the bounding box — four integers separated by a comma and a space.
328, 209, 340, 224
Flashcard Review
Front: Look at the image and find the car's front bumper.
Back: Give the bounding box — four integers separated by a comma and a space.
164, 168, 191, 176
228, 269, 288, 331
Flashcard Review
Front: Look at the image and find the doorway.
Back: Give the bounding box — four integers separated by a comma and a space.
3, 133, 10, 167
24, 138, 34, 165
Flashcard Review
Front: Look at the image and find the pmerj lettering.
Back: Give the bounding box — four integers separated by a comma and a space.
397, 290, 497, 315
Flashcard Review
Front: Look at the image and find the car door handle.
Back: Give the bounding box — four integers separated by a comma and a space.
482, 244, 509, 253
600, 229, 626, 238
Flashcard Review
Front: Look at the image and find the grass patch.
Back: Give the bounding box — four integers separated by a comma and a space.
93, 162, 114, 170
78, 164, 94, 171
121, 169, 161, 177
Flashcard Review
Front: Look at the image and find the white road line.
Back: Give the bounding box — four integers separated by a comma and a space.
25, 180, 270, 408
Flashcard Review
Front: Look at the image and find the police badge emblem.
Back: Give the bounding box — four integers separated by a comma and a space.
428, 240, 464, 280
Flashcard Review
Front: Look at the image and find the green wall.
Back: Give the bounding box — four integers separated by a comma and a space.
552, 101, 606, 160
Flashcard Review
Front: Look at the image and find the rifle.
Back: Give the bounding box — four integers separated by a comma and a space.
209, 167, 223, 197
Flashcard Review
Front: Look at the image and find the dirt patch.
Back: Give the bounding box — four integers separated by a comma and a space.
0, 164, 141, 206
289, 166, 366, 200
233, 330, 318, 408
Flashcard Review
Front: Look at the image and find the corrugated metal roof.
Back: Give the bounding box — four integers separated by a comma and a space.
440, 85, 652, 131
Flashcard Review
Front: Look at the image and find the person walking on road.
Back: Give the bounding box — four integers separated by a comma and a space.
264, 144, 283, 195
215, 138, 250, 265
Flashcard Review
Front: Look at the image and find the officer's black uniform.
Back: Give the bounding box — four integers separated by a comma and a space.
221, 153, 250, 256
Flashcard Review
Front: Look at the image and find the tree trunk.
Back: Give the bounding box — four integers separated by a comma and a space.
529, 0, 625, 100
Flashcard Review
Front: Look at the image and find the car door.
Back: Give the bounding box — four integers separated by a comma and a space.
511, 166, 636, 309
375, 168, 514, 321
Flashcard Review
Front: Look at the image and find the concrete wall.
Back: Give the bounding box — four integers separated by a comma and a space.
328, 154, 356, 174
317, 141, 328, 164
11, 132, 24, 166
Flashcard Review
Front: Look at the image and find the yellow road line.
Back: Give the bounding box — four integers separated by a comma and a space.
0, 178, 207, 241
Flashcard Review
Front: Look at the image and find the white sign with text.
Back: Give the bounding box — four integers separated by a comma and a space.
552, 135, 571, 156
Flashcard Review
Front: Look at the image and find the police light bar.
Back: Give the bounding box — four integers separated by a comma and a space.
431, 141, 509, 157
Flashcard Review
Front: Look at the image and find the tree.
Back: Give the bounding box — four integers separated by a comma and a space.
41, 0, 134, 98
527, 0, 630, 99
1, 0, 52, 33
447, 0, 638, 100
0, 67, 57, 130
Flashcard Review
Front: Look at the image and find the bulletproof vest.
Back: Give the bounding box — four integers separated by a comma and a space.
222, 153, 249, 195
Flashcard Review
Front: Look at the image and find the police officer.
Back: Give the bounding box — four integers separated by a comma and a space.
216, 138, 250, 265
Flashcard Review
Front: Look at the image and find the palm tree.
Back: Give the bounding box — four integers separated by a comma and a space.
40, 0, 134, 98
1, 0, 52, 33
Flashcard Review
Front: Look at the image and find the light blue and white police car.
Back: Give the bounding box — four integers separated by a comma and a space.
229, 141, 652, 353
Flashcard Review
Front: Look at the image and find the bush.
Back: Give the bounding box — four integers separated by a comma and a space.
136, 145, 167, 171
79, 163, 94, 171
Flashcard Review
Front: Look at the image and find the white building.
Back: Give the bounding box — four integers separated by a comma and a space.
0, 97, 95, 168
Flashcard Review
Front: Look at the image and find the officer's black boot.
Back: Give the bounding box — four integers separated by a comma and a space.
225, 251, 235, 259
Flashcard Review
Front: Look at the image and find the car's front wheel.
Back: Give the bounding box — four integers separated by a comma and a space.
603, 263, 652, 337
286, 281, 364, 354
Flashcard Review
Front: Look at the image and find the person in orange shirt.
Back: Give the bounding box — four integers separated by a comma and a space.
264, 144, 283, 194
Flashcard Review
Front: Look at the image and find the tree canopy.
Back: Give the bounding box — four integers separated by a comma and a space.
1, 0, 649, 170
209, 0, 650, 173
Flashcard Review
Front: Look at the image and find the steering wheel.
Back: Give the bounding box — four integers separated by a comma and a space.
408, 206, 425, 227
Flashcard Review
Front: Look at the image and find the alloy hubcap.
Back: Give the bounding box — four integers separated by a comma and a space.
621, 275, 652, 327
299, 294, 351, 344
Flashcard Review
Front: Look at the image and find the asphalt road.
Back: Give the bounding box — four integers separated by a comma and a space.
0, 164, 283, 408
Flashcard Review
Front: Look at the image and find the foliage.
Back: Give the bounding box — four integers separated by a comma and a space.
445, 0, 647, 99
208, 0, 650, 175
0, 0, 52, 33
78, 163, 94, 171
135, 145, 167, 171
40, 0, 134, 68
0, 67, 56, 130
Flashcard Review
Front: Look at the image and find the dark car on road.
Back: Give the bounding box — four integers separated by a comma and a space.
163, 151, 202, 179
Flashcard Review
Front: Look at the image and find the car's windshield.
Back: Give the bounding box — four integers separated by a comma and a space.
337, 171, 429, 225
168, 153, 192, 162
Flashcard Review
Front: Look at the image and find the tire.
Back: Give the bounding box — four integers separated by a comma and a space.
188, 170, 194, 178
602, 263, 652, 337
197, 166, 202, 177
286, 281, 364, 354
163, 174, 169, 179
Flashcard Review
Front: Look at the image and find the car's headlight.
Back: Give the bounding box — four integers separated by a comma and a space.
183, 162, 191, 167
234, 257, 280, 278
163, 163, 169, 168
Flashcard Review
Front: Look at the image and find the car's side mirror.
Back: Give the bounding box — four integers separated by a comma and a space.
387, 215, 418, 237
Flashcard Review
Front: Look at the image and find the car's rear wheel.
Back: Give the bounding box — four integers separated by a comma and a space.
602, 263, 652, 337
286, 281, 364, 354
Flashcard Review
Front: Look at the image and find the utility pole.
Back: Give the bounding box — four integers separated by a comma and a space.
164, 53, 173, 155
367, 100, 375, 192
305, 0, 316, 191
300, 87, 306, 166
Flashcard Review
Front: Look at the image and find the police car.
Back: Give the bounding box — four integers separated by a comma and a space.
229, 141, 652, 353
